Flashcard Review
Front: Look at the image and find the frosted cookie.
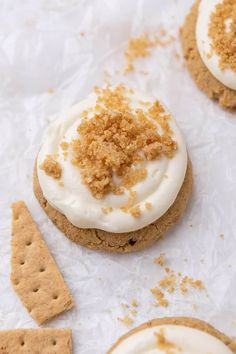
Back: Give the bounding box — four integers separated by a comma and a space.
34, 85, 192, 253
181, 0, 236, 110
107, 317, 236, 353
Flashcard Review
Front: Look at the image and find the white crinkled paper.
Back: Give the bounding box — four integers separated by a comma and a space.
0, 0, 236, 353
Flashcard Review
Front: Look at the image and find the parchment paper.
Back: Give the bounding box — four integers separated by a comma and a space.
0, 0, 236, 353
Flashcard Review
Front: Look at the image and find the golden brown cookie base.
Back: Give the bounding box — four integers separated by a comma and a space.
180, 1, 236, 110
33, 160, 192, 253
107, 317, 236, 353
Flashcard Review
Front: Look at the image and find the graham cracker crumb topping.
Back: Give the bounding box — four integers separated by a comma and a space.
155, 328, 181, 353
71, 85, 177, 202
209, 0, 236, 71
40, 155, 62, 180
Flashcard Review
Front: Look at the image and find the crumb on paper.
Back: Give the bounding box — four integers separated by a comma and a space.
47, 87, 55, 94
192, 304, 198, 310
80, 31, 85, 37
158, 273, 177, 294
180, 276, 205, 295
154, 253, 166, 266
58, 181, 64, 187
121, 303, 129, 310
117, 315, 134, 326
130, 309, 137, 316
151, 287, 169, 307
219, 233, 224, 240
131, 299, 138, 307
40, 155, 62, 180
124, 31, 176, 74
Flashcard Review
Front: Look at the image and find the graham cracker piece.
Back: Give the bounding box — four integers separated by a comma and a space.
0, 328, 72, 354
11, 201, 74, 325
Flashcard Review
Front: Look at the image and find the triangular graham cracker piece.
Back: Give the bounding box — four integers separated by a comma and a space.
0, 328, 72, 353
11, 201, 74, 325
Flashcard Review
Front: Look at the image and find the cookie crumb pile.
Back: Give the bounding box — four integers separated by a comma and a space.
71, 85, 177, 200
209, 0, 236, 71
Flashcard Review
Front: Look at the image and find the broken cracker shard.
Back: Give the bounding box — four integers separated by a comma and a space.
0, 328, 72, 353
11, 201, 74, 325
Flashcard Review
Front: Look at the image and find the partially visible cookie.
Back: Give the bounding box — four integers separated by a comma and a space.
0, 328, 72, 354
107, 317, 236, 353
11, 201, 74, 325
181, 1, 236, 110
34, 160, 192, 253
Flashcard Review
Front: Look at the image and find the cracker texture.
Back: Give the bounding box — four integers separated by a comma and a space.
11, 201, 74, 325
107, 317, 236, 353
0, 328, 72, 354
33, 160, 192, 253
181, 1, 236, 110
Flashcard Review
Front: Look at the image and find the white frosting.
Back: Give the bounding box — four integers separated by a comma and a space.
110, 324, 233, 354
37, 88, 187, 233
196, 0, 236, 90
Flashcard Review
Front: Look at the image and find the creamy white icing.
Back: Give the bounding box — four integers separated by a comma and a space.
37, 87, 187, 233
196, 0, 236, 90
109, 324, 233, 354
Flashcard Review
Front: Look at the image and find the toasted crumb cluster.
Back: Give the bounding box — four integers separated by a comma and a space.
209, 0, 236, 71
151, 287, 169, 307
40, 155, 62, 179
124, 32, 175, 73
118, 299, 139, 326
154, 253, 166, 266
71, 85, 177, 201
151, 255, 206, 307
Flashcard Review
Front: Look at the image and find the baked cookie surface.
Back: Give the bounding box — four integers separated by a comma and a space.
33, 160, 192, 253
107, 317, 236, 353
181, 1, 236, 110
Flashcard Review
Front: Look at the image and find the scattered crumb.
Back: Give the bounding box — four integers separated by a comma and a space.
219, 233, 224, 240
131, 299, 138, 308
184, 258, 188, 262
151, 287, 169, 307
80, 32, 85, 37
158, 272, 177, 294
154, 253, 166, 266
58, 181, 64, 187
124, 31, 175, 74
145, 202, 152, 210
180, 276, 205, 295
121, 303, 129, 310
130, 205, 141, 218
192, 304, 198, 311
101, 207, 113, 214
47, 87, 55, 94
117, 315, 134, 326
189, 224, 193, 228
130, 309, 137, 316
40, 155, 62, 180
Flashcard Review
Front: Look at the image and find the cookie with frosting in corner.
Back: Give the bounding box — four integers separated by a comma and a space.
181, 0, 236, 110
107, 317, 236, 353
34, 85, 192, 253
